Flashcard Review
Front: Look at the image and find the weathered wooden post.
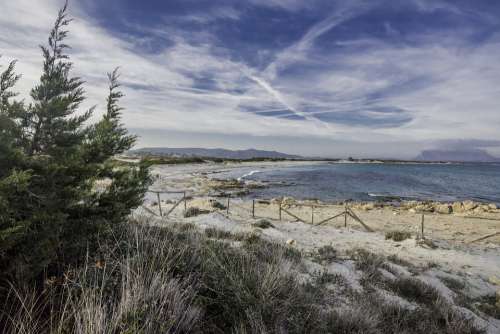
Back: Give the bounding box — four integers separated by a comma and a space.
344, 203, 347, 228
311, 205, 314, 224
279, 202, 282, 221
157, 192, 163, 217
183, 191, 187, 213
227, 197, 230, 215
421, 214, 425, 239
252, 199, 255, 218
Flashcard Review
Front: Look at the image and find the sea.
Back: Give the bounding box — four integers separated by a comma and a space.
216, 162, 500, 204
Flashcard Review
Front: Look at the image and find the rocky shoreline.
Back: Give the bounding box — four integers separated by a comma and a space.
203, 177, 499, 216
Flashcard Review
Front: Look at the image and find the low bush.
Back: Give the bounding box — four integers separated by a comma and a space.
388, 276, 441, 306
439, 275, 466, 292
184, 207, 210, 218
204, 227, 233, 239
385, 230, 412, 242
211, 200, 227, 210
251, 219, 274, 229
313, 245, 337, 264
1, 222, 485, 334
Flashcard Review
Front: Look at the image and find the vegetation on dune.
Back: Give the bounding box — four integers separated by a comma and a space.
385, 230, 412, 242
0, 222, 485, 334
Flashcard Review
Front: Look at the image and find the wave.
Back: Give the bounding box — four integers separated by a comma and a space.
237, 170, 260, 182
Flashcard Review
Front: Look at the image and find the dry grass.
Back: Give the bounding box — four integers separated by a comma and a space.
385, 230, 412, 242
251, 219, 274, 229
0, 221, 486, 334
184, 206, 209, 218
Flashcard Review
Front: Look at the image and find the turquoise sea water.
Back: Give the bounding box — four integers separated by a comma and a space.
218, 162, 500, 204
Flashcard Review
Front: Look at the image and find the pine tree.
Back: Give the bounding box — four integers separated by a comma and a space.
0, 4, 150, 283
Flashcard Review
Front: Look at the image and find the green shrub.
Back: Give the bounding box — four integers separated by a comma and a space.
211, 200, 227, 210
204, 227, 233, 239
0, 4, 150, 285
385, 230, 412, 242
251, 219, 274, 229
388, 277, 441, 306
184, 207, 209, 218
313, 245, 337, 263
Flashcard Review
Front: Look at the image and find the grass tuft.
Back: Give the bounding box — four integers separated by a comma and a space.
184, 206, 209, 218
385, 230, 412, 242
251, 219, 274, 229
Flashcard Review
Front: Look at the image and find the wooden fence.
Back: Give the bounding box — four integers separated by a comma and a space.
142, 190, 188, 218
142, 192, 500, 243
217, 197, 375, 232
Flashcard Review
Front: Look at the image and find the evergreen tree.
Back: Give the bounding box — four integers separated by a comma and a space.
0, 4, 150, 283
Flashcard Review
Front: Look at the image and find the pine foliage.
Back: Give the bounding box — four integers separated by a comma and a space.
0, 3, 151, 284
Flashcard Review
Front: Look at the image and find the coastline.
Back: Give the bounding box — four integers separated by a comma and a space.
136, 160, 500, 332
144, 161, 500, 246
147, 160, 500, 206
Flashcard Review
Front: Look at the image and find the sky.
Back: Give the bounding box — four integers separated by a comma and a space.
1, 0, 500, 159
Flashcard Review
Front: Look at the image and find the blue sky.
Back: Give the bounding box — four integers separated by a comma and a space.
1, 0, 500, 158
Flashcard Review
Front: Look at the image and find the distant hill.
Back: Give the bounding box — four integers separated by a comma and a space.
129, 147, 303, 160
415, 149, 500, 162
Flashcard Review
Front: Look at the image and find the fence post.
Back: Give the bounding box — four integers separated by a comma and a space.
156, 192, 163, 217
183, 191, 187, 213
421, 214, 425, 239
252, 199, 255, 218
279, 202, 282, 221
311, 205, 314, 224
227, 197, 230, 215
344, 203, 347, 228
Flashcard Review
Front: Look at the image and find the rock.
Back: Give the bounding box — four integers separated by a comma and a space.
473, 206, 485, 214
480, 204, 490, 211
435, 204, 452, 214
270, 198, 281, 204
286, 239, 296, 246
409, 208, 416, 214
362, 203, 375, 211
281, 197, 295, 205
463, 200, 478, 211
452, 202, 464, 213
414, 205, 425, 212
415, 204, 434, 212
403, 201, 418, 209
488, 203, 498, 210
417, 238, 438, 249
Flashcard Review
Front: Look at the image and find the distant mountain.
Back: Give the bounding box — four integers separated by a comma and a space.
129, 147, 303, 160
415, 149, 500, 162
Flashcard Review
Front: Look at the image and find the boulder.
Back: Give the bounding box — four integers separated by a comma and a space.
403, 201, 419, 209
452, 202, 464, 213
362, 203, 375, 211
286, 239, 296, 246
480, 205, 490, 212
473, 206, 485, 214
463, 200, 477, 211
488, 203, 497, 211
415, 204, 434, 212
281, 197, 295, 205
435, 204, 452, 214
